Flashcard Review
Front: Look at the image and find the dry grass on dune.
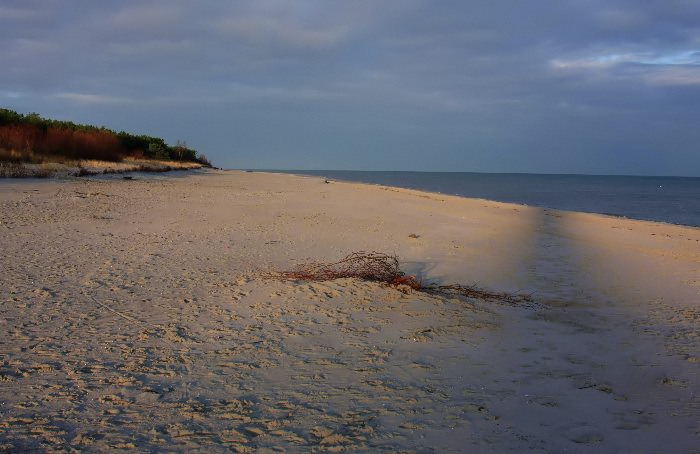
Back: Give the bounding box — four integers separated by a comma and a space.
0, 157, 204, 178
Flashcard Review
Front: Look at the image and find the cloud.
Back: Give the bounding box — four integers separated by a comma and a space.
643, 67, 700, 86
552, 50, 700, 69
51, 92, 132, 105
213, 16, 346, 52
551, 49, 700, 86
641, 50, 700, 65
2, 0, 700, 175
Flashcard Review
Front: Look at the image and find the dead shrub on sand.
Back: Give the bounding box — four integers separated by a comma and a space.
279, 251, 420, 289
277, 251, 533, 305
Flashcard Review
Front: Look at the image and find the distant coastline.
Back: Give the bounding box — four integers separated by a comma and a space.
0, 108, 212, 178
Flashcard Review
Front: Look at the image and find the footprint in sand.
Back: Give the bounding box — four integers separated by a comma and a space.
564, 426, 604, 444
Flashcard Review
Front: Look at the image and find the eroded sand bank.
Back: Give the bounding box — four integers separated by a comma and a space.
1, 170, 698, 452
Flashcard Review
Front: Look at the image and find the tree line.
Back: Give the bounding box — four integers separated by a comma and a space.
0, 108, 211, 166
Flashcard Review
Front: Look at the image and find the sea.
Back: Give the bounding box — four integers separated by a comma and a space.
268, 171, 700, 228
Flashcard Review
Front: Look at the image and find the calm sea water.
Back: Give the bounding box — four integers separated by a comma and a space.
271, 171, 700, 227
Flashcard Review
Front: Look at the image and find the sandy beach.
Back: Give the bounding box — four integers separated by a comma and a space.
1, 170, 698, 452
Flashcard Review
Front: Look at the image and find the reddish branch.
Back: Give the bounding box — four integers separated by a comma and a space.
279, 251, 421, 289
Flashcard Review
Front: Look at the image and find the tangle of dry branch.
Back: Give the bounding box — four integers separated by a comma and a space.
278, 251, 421, 289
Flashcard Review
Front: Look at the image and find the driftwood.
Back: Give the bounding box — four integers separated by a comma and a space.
278, 251, 533, 305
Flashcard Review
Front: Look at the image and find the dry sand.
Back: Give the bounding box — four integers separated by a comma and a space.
0, 170, 698, 452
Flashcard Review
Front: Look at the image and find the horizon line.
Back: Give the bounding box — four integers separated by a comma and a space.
236, 168, 700, 179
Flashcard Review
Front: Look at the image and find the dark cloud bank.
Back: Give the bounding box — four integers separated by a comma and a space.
2, 0, 700, 175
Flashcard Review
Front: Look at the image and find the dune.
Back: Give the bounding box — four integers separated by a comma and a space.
0, 170, 697, 452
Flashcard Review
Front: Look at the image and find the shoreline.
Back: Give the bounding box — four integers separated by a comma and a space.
260, 169, 700, 230
259, 169, 700, 229
5, 166, 699, 229
1, 170, 698, 451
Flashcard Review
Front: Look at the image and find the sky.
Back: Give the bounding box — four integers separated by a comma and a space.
2, 1, 700, 176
